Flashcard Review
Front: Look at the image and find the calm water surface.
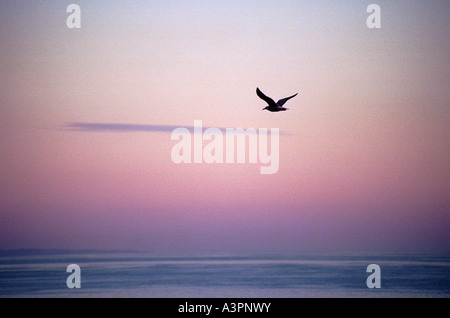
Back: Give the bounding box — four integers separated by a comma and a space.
0, 251, 448, 297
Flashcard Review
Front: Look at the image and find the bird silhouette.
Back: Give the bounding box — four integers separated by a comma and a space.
256, 87, 298, 112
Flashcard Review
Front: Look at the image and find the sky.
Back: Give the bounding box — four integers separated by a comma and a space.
0, 0, 449, 254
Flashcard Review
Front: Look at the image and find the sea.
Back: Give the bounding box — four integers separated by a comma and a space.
0, 251, 448, 298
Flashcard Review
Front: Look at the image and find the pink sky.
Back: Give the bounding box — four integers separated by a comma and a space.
0, 1, 449, 254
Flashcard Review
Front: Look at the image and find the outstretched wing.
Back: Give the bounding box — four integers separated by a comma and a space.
277, 93, 298, 107
256, 87, 277, 108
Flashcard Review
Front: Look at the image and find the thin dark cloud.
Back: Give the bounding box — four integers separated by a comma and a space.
65, 122, 182, 133
64, 122, 288, 135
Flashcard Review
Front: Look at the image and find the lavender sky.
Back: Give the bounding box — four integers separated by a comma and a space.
0, 1, 449, 254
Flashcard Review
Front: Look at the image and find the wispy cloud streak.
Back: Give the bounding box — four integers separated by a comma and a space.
65, 122, 182, 133
64, 122, 288, 135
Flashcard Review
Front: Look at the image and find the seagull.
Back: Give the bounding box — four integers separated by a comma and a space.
256, 87, 298, 112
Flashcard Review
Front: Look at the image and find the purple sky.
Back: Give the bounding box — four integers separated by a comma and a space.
0, 1, 449, 254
